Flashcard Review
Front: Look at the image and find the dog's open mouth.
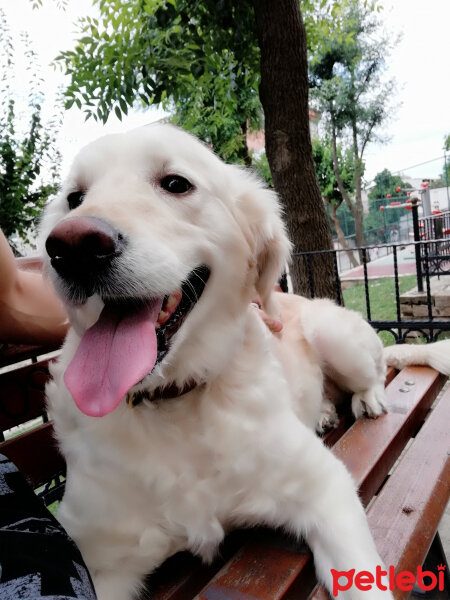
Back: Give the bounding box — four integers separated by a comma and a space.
63, 266, 210, 417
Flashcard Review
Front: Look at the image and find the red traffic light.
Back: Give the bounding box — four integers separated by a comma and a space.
421, 182, 428, 187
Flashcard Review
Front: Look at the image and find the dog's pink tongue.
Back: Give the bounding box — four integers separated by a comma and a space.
64, 299, 162, 417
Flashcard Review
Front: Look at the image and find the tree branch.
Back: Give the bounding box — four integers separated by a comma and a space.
331, 124, 355, 216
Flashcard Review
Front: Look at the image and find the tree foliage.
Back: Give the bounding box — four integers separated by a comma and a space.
364, 169, 412, 239
0, 9, 61, 250
56, 0, 378, 297
368, 169, 412, 202
57, 0, 261, 163
430, 163, 450, 190
309, 0, 396, 249
30, 0, 68, 8
251, 152, 272, 186
312, 136, 358, 265
56, 0, 363, 164
312, 136, 354, 206
430, 135, 450, 189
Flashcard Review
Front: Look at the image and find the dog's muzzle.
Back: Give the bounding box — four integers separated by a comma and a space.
46, 216, 124, 298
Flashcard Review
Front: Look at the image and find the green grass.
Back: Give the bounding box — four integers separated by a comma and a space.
47, 500, 59, 516
342, 275, 418, 346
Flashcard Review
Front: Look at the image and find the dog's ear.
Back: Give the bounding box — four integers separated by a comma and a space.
233, 171, 292, 317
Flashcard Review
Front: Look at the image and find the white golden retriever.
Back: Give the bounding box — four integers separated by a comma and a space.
42, 125, 450, 600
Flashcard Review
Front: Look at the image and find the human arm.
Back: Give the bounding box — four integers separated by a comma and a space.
0, 230, 68, 345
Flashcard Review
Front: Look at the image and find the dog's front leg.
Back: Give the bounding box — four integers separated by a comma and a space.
82, 524, 176, 600
93, 569, 145, 600
236, 421, 392, 599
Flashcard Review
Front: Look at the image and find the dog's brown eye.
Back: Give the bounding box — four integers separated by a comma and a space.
160, 175, 193, 194
67, 191, 85, 210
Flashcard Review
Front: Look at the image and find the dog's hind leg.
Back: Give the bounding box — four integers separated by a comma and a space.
237, 421, 392, 599
316, 397, 339, 433
301, 298, 387, 420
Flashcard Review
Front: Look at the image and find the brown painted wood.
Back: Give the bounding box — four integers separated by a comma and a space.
199, 367, 446, 600
196, 532, 313, 600
385, 365, 397, 386
0, 343, 60, 368
0, 421, 65, 488
332, 366, 446, 506
0, 359, 52, 431
0, 340, 446, 600
150, 554, 217, 600
367, 387, 450, 595
307, 375, 450, 600
322, 409, 353, 447
150, 531, 253, 600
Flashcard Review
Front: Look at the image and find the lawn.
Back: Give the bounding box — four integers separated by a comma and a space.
342, 275, 417, 346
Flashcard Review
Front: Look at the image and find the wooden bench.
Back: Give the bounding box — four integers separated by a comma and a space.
1, 342, 449, 599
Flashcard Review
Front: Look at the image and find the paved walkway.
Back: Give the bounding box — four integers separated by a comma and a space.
341, 248, 418, 280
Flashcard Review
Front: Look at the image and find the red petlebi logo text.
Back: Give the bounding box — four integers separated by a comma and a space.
331, 564, 446, 597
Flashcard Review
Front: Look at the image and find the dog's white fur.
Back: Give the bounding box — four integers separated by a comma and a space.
43, 124, 450, 600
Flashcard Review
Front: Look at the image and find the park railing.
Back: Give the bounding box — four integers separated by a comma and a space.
418, 210, 450, 278
293, 238, 450, 343
419, 209, 450, 241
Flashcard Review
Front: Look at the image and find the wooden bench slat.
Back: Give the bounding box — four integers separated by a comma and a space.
367, 386, 450, 578
151, 531, 252, 600
0, 344, 60, 368
196, 531, 312, 600
0, 359, 52, 433
309, 380, 450, 600
332, 366, 446, 506
195, 367, 446, 600
0, 421, 65, 488
0, 355, 446, 599
385, 365, 398, 387
150, 554, 217, 600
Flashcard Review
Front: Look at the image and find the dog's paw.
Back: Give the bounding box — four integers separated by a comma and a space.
351, 386, 387, 420
316, 402, 339, 434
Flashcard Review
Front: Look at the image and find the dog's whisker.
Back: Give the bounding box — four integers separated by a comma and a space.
190, 269, 209, 289
185, 281, 199, 304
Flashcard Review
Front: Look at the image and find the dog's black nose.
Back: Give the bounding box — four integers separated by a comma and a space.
46, 216, 123, 279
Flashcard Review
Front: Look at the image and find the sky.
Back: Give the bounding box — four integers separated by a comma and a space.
2, 0, 450, 184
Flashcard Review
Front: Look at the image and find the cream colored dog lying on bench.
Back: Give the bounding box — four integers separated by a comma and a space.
42, 124, 450, 600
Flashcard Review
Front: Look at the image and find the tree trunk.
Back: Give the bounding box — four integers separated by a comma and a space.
327, 201, 358, 268
352, 123, 366, 257
240, 120, 252, 167
331, 126, 355, 217
252, 0, 337, 300
352, 122, 370, 262
331, 122, 365, 259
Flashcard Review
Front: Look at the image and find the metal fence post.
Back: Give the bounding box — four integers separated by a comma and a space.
444, 151, 449, 211
411, 201, 423, 292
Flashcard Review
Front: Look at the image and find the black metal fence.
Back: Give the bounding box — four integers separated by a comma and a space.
293, 238, 450, 343
418, 212, 450, 280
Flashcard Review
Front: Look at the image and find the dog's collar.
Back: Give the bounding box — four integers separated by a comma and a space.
126, 380, 200, 407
